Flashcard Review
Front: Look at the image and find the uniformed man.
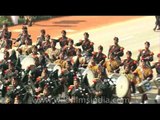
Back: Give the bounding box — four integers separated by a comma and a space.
121, 51, 137, 72
71, 48, 86, 71
103, 53, 121, 75
0, 23, 12, 39
0, 34, 12, 49
17, 39, 32, 55
153, 16, 160, 31
151, 53, 160, 103
24, 16, 33, 27
56, 30, 72, 48
45, 39, 60, 63
0, 51, 10, 73
54, 53, 68, 69
36, 29, 46, 49
133, 60, 153, 104
123, 65, 135, 100
41, 34, 51, 51
92, 45, 106, 65
14, 27, 32, 47
62, 40, 76, 60
137, 41, 154, 67
108, 37, 124, 62
29, 45, 40, 58
5, 76, 27, 104
68, 77, 90, 104
75, 32, 94, 57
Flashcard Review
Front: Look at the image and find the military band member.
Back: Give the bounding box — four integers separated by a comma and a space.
56, 30, 72, 48
62, 40, 76, 60
108, 37, 124, 62
17, 39, 32, 55
121, 51, 137, 72
54, 53, 68, 69
151, 53, 160, 103
14, 27, 32, 47
45, 39, 60, 63
0, 34, 12, 49
92, 45, 106, 65
0, 23, 12, 39
133, 60, 153, 104
75, 32, 94, 57
71, 48, 86, 70
42, 34, 51, 51
29, 45, 40, 58
137, 41, 154, 67
103, 53, 121, 75
36, 29, 46, 49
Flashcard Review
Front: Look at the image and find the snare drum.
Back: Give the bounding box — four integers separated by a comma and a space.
154, 77, 160, 88
136, 80, 152, 93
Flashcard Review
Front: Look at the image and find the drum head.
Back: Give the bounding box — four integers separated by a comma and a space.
21, 56, 35, 70
47, 63, 55, 72
116, 75, 129, 98
84, 69, 95, 87
0, 52, 4, 61
53, 65, 62, 76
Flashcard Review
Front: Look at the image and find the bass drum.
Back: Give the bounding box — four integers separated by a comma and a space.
0, 52, 4, 61
116, 75, 130, 98
21, 56, 35, 70
82, 68, 96, 87
53, 65, 62, 76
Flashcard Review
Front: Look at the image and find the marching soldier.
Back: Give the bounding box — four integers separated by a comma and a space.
108, 37, 124, 62
54, 53, 68, 69
0, 23, 12, 39
0, 34, 12, 49
137, 41, 154, 67
75, 32, 94, 57
153, 16, 160, 31
62, 40, 76, 60
14, 27, 32, 47
42, 34, 51, 51
121, 51, 137, 72
45, 39, 60, 63
92, 45, 106, 65
68, 77, 90, 104
36, 29, 46, 49
56, 30, 72, 48
103, 53, 121, 75
151, 53, 160, 103
133, 60, 153, 104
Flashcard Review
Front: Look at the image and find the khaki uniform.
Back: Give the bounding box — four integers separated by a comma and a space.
103, 59, 120, 75
54, 59, 67, 69
45, 48, 60, 62
133, 66, 153, 84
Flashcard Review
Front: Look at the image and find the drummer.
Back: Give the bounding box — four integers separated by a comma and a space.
36, 29, 46, 49
123, 65, 135, 102
29, 45, 40, 58
53, 53, 68, 69
151, 53, 160, 103
92, 45, 106, 65
17, 39, 32, 55
41, 34, 51, 51
62, 40, 76, 60
103, 53, 121, 75
108, 37, 124, 62
45, 39, 60, 63
137, 41, 154, 67
75, 32, 94, 57
133, 59, 153, 104
120, 51, 137, 72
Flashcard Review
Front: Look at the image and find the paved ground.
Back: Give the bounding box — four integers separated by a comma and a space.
8, 16, 160, 104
